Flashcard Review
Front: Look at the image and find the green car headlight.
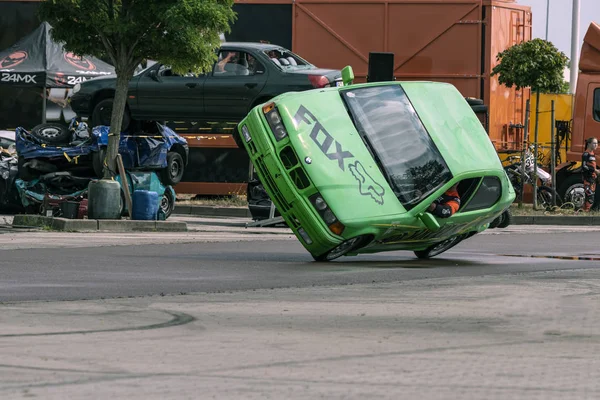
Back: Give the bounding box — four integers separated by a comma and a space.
240, 125, 251, 142
263, 102, 288, 141
309, 193, 345, 235
314, 196, 328, 211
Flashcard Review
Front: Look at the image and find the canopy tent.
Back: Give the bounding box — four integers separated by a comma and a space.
0, 22, 114, 123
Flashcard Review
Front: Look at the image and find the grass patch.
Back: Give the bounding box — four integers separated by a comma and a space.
176, 193, 247, 207
510, 203, 600, 216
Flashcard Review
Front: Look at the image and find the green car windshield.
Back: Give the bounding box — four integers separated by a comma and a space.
341, 85, 452, 210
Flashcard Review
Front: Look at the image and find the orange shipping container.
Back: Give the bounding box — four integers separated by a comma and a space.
234, 0, 532, 151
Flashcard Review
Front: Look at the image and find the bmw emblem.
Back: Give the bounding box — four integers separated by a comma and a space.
305, 157, 312, 164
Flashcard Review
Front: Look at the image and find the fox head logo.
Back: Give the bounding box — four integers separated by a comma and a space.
0, 51, 28, 69
64, 52, 95, 71
348, 160, 385, 205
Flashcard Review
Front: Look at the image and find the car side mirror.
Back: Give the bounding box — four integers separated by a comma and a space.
341, 65, 354, 86
149, 70, 159, 82
417, 212, 441, 232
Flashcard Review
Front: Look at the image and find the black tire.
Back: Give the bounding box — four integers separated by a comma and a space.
17, 156, 37, 181
558, 174, 585, 210
497, 209, 513, 228
92, 147, 107, 178
30, 123, 71, 145
232, 126, 244, 149
160, 189, 175, 219
313, 235, 371, 262
414, 235, 464, 259
92, 98, 131, 131
488, 214, 502, 229
160, 151, 185, 185
536, 186, 561, 209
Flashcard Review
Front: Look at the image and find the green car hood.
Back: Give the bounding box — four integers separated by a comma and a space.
277, 90, 406, 222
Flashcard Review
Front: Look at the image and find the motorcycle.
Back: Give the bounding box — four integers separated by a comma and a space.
503, 146, 561, 208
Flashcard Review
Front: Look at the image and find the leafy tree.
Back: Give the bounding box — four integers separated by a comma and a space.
491, 38, 569, 94
491, 38, 568, 209
39, 0, 235, 178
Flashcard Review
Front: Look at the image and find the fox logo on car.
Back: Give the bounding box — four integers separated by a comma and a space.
293, 105, 353, 171
348, 160, 385, 205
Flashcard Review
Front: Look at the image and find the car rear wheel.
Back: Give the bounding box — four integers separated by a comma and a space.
497, 209, 513, 228
92, 98, 131, 131
160, 189, 175, 219
160, 151, 184, 185
414, 235, 464, 259
30, 123, 71, 145
313, 235, 371, 262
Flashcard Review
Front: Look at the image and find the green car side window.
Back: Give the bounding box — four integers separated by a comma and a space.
342, 84, 452, 210
461, 176, 502, 212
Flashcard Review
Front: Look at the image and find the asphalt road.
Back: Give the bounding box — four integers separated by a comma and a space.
2, 220, 600, 399
0, 223, 599, 302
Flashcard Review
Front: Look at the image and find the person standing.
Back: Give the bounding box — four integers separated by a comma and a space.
581, 137, 600, 212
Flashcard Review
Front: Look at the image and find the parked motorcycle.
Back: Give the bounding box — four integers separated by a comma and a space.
503, 146, 561, 209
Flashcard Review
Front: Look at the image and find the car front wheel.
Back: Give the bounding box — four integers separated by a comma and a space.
160, 151, 185, 185
92, 98, 131, 131
414, 235, 464, 259
313, 235, 371, 262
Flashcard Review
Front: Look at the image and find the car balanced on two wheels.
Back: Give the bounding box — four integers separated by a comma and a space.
236, 66, 515, 261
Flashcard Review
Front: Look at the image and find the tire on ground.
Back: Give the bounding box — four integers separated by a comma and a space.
414, 234, 465, 259
313, 235, 372, 262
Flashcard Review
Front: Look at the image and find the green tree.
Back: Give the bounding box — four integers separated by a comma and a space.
491, 38, 568, 209
38, 0, 235, 178
491, 38, 569, 94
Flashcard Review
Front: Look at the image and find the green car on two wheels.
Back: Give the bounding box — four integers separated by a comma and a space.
237, 67, 515, 261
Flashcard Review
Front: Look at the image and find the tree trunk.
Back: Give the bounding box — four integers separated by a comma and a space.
103, 70, 133, 179
532, 90, 540, 209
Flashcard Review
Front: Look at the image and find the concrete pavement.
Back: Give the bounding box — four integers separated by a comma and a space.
2, 269, 600, 399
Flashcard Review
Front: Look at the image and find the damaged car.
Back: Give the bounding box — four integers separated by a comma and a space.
16, 119, 188, 186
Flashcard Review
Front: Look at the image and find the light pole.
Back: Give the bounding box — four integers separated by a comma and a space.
545, 0, 550, 40
570, 0, 580, 93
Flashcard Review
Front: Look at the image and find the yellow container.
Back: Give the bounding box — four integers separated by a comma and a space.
499, 93, 573, 167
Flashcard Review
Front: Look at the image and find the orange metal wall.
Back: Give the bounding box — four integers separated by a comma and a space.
286, 0, 532, 150
293, 0, 483, 98
486, 1, 532, 151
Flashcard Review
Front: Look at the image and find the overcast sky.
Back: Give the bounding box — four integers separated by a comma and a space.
517, 0, 599, 61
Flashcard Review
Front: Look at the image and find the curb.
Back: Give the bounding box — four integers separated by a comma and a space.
174, 205, 251, 218
12, 215, 188, 232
